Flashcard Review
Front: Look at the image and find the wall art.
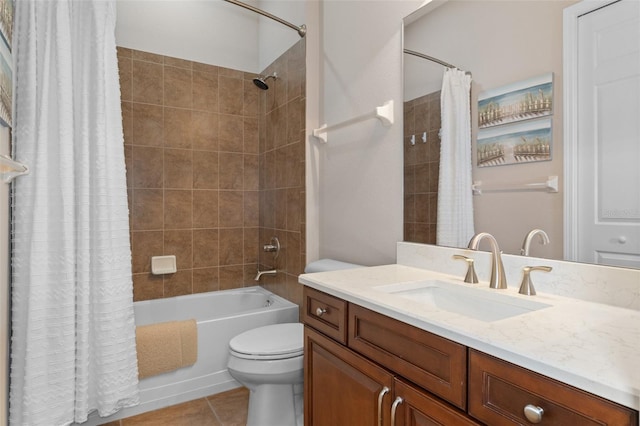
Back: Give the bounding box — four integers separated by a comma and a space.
478, 73, 553, 129
477, 118, 551, 167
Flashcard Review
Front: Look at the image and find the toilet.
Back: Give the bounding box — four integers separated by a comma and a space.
227, 322, 304, 426
227, 259, 362, 426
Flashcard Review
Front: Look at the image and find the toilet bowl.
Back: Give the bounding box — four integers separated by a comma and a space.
227, 322, 304, 426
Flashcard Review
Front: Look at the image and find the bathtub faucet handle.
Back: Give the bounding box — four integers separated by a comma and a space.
263, 236, 281, 260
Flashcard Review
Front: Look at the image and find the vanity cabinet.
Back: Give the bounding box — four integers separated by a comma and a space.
303, 287, 477, 426
304, 326, 478, 426
303, 287, 639, 426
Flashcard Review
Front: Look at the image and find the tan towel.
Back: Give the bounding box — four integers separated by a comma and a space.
136, 319, 198, 379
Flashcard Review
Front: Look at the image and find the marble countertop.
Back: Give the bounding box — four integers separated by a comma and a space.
298, 264, 640, 411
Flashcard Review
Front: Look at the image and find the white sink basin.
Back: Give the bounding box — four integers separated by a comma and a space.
376, 280, 551, 322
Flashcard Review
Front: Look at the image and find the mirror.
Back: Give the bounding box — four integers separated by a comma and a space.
403, 0, 640, 268
403, 0, 638, 266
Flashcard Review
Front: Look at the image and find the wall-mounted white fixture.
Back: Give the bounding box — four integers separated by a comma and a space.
312, 100, 394, 143
151, 255, 177, 275
472, 176, 558, 195
1, 154, 29, 183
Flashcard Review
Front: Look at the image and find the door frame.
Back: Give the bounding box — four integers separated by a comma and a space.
563, 0, 620, 261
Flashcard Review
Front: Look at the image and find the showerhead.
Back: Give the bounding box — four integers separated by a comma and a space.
253, 72, 277, 90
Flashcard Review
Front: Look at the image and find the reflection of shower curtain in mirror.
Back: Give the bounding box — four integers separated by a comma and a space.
437, 69, 475, 247
10, 0, 140, 424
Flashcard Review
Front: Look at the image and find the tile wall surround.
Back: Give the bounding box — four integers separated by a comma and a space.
397, 242, 640, 311
256, 39, 306, 308
403, 91, 441, 244
118, 39, 305, 307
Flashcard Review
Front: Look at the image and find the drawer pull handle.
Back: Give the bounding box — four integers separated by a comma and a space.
315, 307, 327, 316
524, 404, 544, 423
391, 397, 404, 426
377, 387, 389, 426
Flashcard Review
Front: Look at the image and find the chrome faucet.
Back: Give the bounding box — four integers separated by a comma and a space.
520, 229, 550, 256
467, 232, 507, 289
254, 269, 277, 281
255, 236, 280, 281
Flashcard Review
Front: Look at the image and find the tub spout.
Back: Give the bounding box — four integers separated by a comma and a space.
255, 269, 277, 281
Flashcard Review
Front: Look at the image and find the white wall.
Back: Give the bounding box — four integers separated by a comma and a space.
316, 1, 422, 266
115, 0, 305, 74
116, 0, 260, 72
0, 128, 9, 425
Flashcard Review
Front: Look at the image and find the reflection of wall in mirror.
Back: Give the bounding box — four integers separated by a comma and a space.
404, 0, 578, 259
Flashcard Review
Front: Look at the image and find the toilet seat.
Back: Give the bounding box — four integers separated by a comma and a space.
229, 323, 303, 360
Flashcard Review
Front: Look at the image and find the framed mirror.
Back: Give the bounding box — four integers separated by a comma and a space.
402, 0, 640, 267
403, 0, 640, 267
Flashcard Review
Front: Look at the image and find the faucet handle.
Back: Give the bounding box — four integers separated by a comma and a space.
453, 255, 479, 284
519, 266, 552, 296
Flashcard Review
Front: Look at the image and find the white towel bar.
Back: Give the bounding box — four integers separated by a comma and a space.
0, 154, 29, 183
472, 176, 558, 195
312, 100, 394, 143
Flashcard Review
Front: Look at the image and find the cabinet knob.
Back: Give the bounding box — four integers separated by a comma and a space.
618, 236, 627, 244
315, 307, 327, 316
523, 404, 544, 423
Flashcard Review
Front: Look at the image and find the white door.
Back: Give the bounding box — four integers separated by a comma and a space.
576, 0, 640, 268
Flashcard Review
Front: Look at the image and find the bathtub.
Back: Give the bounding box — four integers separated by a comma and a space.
81, 286, 299, 425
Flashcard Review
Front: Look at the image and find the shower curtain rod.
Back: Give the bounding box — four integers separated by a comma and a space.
404, 49, 456, 68
404, 49, 470, 75
223, 0, 306, 38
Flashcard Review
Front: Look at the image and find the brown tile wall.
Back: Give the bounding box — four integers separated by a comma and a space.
256, 39, 306, 308
404, 91, 441, 244
118, 47, 262, 301
118, 41, 306, 306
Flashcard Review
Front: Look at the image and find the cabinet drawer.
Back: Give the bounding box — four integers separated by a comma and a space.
468, 350, 638, 425
302, 287, 348, 344
348, 304, 467, 409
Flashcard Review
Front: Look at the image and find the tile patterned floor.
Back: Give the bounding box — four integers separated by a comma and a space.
99, 387, 249, 426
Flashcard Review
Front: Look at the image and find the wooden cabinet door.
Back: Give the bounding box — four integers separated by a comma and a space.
305, 326, 394, 426
392, 379, 481, 426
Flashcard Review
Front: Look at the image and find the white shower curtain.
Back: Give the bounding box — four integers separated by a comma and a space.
437, 68, 475, 248
10, 0, 140, 424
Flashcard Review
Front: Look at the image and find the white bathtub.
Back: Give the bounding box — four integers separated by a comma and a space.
82, 286, 299, 425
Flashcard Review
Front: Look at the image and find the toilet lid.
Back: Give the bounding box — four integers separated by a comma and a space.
229, 323, 303, 360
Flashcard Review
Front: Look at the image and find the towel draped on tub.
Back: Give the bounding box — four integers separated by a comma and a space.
136, 319, 198, 379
